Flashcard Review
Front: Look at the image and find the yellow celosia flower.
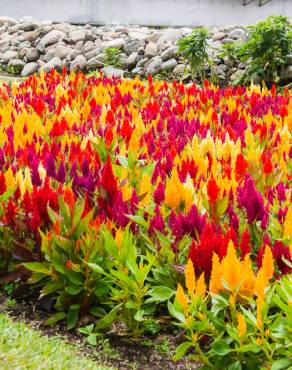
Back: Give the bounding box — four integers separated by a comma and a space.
185, 259, 196, 296
128, 129, 140, 153
237, 313, 247, 338
139, 173, 151, 206
221, 241, 242, 291
165, 168, 193, 211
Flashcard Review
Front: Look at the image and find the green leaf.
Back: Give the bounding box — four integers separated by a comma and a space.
134, 309, 144, 322
271, 359, 292, 370
24, 262, 51, 275
235, 344, 260, 353
78, 324, 94, 335
73, 197, 85, 228
216, 196, 229, 216
167, 301, 185, 322
127, 214, 148, 228
89, 306, 107, 318
94, 304, 122, 331
227, 361, 242, 370
65, 285, 83, 295
44, 311, 66, 326
67, 305, 80, 330
212, 340, 232, 355
87, 334, 98, 346
146, 286, 175, 303
173, 342, 192, 361
65, 270, 83, 286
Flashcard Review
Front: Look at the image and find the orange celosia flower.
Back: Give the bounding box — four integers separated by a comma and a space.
53, 220, 60, 235
237, 313, 247, 338
115, 227, 123, 250
176, 283, 188, 311
62, 186, 75, 211
209, 253, 222, 294
195, 272, 206, 297
185, 259, 196, 296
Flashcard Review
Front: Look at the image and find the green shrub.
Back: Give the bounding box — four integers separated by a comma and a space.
178, 28, 210, 82
104, 48, 122, 68
224, 15, 292, 86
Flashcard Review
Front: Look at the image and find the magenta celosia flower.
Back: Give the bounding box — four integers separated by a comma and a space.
276, 183, 286, 202
153, 182, 165, 205
237, 174, 266, 224
56, 162, 66, 183
45, 152, 56, 178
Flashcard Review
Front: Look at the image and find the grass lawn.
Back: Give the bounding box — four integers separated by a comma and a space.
0, 314, 112, 370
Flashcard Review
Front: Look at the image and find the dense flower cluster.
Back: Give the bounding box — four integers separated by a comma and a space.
0, 70, 291, 280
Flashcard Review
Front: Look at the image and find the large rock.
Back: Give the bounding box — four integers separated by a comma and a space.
23, 31, 40, 42
55, 44, 71, 59
157, 29, 183, 47
1, 50, 18, 63
69, 29, 87, 42
37, 30, 66, 51
70, 55, 86, 71
127, 52, 139, 68
21, 62, 39, 77
146, 56, 163, 75
8, 59, 25, 69
228, 28, 246, 40
101, 38, 125, 50
40, 56, 62, 72
145, 42, 158, 58
161, 58, 178, 70
124, 39, 141, 55
43, 49, 56, 63
26, 47, 40, 62
101, 66, 125, 78
0, 17, 17, 25
212, 32, 226, 41
86, 56, 104, 70
161, 45, 179, 61
281, 66, 292, 81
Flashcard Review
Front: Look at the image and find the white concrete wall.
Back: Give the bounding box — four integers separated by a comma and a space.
1, 0, 291, 26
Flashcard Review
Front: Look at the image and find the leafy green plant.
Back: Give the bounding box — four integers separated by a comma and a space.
104, 48, 122, 68
25, 195, 112, 330
178, 28, 210, 82
223, 15, 292, 86
169, 265, 292, 370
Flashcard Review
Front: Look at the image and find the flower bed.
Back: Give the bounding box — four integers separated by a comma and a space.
0, 70, 291, 369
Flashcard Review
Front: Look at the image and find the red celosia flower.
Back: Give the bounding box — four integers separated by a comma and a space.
207, 177, 220, 205
0, 172, 6, 195
66, 260, 72, 269
235, 153, 248, 181
239, 228, 251, 258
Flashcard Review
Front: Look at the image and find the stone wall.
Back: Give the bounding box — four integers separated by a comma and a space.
0, 17, 291, 83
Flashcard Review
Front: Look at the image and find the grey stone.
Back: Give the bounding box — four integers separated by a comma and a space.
21, 62, 39, 77
40, 56, 62, 72
83, 40, 95, 53
145, 42, 158, 58
86, 56, 104, 69
69, 49, 82, 60
173, 64, 187, 75
212, 32, 226, 41
161, 58, 178, 70
286, 54, 292, 65
221, 38, 234, 44
37, 30, 66, 51
146, 56, 163, 75
128, 31, 148, 41
70, 55, 86, 71
0, 17, 17, 25
53, 23, 73, 34
26, 48, 40, 62
124, 39, 141, 55
43, 49, 55, 63
228, 29, 246, 40
74, 40, 84, 50
85, 48, 102, 60
157, 29, 183, 46
101, 38, 125, 50
69, 29, 87, 42
161, 45, 179, 61
281, 66, 292, 81
230, 69, 245, 82
136, 57, 149, 68
145, 31, 163, 43
1, 50, 18, 63
131, 67, 144, 76
101, 66, 125, 78
55, 44, 71, 59
8, 58, 25, 67
127, 52, 139, 68
23, 31, 40, 42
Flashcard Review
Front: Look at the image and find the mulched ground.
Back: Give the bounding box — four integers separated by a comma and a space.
0, 288, 200, 370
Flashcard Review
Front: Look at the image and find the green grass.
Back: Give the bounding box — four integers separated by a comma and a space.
0, 314, 113, 370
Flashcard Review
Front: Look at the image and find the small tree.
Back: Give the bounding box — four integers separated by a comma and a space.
178, 28, 210, 83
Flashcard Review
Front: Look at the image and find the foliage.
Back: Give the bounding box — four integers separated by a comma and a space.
169, 252, 292, 369
104, 48, 122, 68
222, 15, 292, 86
178, 28, 210, 82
